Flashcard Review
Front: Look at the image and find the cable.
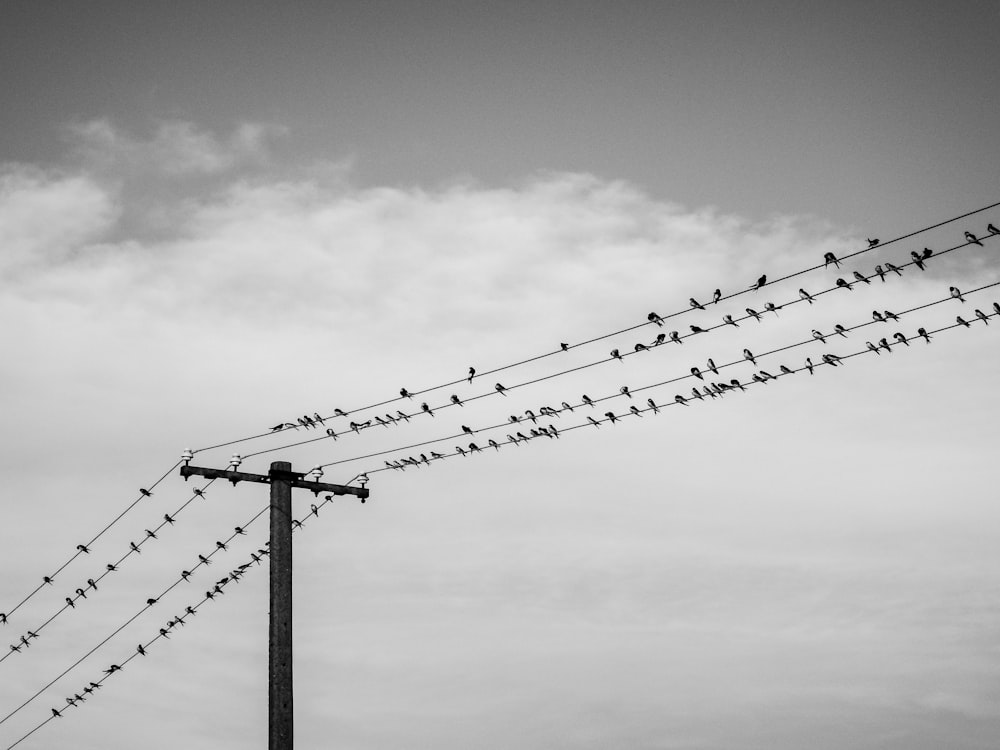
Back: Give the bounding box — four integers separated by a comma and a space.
190, 206, 1000, 456
0, 478, 218, 668
326, 282, 999, 475
239, 260, 991, 468
0, 505, 269, 729
0, 461, 183, 629
4, 491, 351, 750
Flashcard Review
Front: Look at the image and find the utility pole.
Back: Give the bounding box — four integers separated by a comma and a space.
180, 460, 369, 750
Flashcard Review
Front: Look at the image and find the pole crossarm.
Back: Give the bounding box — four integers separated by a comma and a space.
180, 464, 369, 499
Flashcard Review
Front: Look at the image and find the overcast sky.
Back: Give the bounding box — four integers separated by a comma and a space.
2, 3, 1000, 749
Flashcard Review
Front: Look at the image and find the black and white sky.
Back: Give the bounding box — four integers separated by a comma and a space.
2, 3, 1000, 749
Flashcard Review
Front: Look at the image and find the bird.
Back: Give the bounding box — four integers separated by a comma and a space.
455, 446, 467, 457
495, 383, 508, 396
560, 342, 569, 351
691, 387, 704, 401
400, 388, 412, 399
730, 378, 746, 392
867, 238, 879, 248
743, 348, 757, 366
674, 395, 688, 406
43, 575, 54, 585
582, 394, 594, 407
988, 223, 999, 235
610, 348, 623, 361
604, 411, 618, 423
137, 644, 146, 656
690, 366, 703, 380
65, 597, 75, 608
76, 544, 90, 554
821, 353, 842, 366
834, 324, 848, 338
104, 665, 121, 675
587, 416, 601, 427
823, 252, 840, 268
163, 514, 175, 525
689, 297, 705, 310
647, 312, 664, 327
561, 401, 575, 412
917, 327, 932, 343
883, 310, 900, 322
75, 587, 87, 599
669, 331, 682, 344
885, 262, 903, 277
159, 628, 170, 639
421, 402, 434, 417
629, 405, 642, 417
654, 332, 667, 345
724, 314, 739, 327
146, 597, 158, 606
713, 288, 722, 303
215, 541, 227, 551
764, 302, 780, 316
525, 409, 537, 423
193, 488, 205, 497
805, 358, 814, 375
707, 358, 719, 375
450, 395, 463, 407
874, 265, 886, 282
752, 373, 767, 386
893, 332, 910, 347
745, 308, 761, 322
468, 367, 476, 383
234, 526, 246, 535
798, 288, 815, 304
130, 542, 141, 554
10, 643, 21, 653
950, 287, 966, 303
975, 309, 989, 324
461, 425, 474, 435
878, 338, 892, 353
872, 310, 885, 322
181, 570, 192, 581
488, 439, 500, 451
0, 612, 5, 625
145, 529, 157, 540
779, 365, 794, 375
509, 415, 520, 424
198, 554, 211, 565
993, 302, 1000, 316
139, 488, 153, 497
106, 563, 118, 572
333, 408, 348, 417
620, 386, 632, 398
956, 315, 971, 328
634, 342, 648, 352
836, 278, 852, 291
752, 275, 767, 290
866, 341, 880, 355
910, 251, 925, 270
811, 329, 826, 344
852, 271, 871, 285
647, 399, 660, 414
468, 443, 481, 453
965, 231, 983, 246
689, 325, 706, 334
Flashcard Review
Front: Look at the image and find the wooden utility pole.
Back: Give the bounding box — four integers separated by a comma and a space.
180, 460, 369, 750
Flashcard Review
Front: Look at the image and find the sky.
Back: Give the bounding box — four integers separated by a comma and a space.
1, 2, 1000, 748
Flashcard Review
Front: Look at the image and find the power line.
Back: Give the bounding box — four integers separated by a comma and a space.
331, 283, 999, 476
0, 505, 269, 729
190, 206, 1000, 456
0, 461, 182, 629
1, 479, 217, 668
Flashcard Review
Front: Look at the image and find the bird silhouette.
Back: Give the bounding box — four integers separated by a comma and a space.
745, 308, 761, 322
852, 271, 871, 285
689, 297, 705, 310
488, 439, 500, 451
468, 367, 476, 383
654, 332, 667, 345
560, 342, 569, 351
956, 315, 971, 328
730, 378, 746, 392
582, 394, 594, 407
724, 314, 739, 327
707, 358, 719, 375
743, 349, 757, 366
805, 358, 814, 375
752, 373, 767, 386
689, 325, 706, 334
468, 443, 481, 453
181, 570, 192, 581
138, 644, 146, 656
910, 251, 926, 270
610, 348, 623, 361
400, 388, 412, 399
130, 542, 141, 554
752, 275, 767, 290
634, 342, 648, 352
836, 278, 852, 291
690, 367, 703, 380
674, 395, 688, 406
421, 402, 434, 416
988, 223, 999, 235
604, 411, 618, 423
713, 288, 722, 303
965, 231, 983, 246
834, 324, 848, 338
764, 302, 780, 316
823, 252, 840, 268
893, 332, 910, 347
821, 353, 842, 366
75, 587, 87, 599
647, 312, 664, 327
65, 597, 75, 608
867, 238, 879, 248
198, 554, 211, 565
140, 488, 153, 497
799, 289, 815, 304
561, 401, 575, 412
629, 405, 642, 417
163, 514, 175, 525
885, 262, 903, 277
145, 529, 157, 540
950, 287, 966, 303
878, 338, 892, 353
461, 425, 474, 435
620, 386, 632, 398
76, 544, 90, 554
883, 310, 900, 322
107, 563, 118, 572
917, 327, 931, 343
866, 341, 880, 355
450, 395, 463, 407
495, 383, 508, 396
525, 409, 537, 423
455, 446, 467, 456
779, 365, 794, 375
587, 416, 601, 427
975, 309, 989, 324
872, 310, 885, 322
647, 399, 660, 414
874, 265, 886, 283
812, 330, 826, 344
669, 331, 682, 344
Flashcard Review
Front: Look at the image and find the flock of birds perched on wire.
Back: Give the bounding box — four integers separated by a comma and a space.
1, 214, 998, 747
